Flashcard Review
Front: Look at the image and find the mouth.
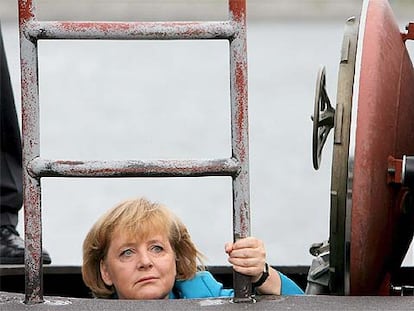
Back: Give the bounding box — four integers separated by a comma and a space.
137, 276, 158, 283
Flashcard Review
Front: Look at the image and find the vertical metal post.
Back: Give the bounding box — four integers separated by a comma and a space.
18, 0, 44, 304
229, 0, 252, 302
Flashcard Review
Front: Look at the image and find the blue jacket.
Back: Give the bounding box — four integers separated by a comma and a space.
169, 270, 304, 299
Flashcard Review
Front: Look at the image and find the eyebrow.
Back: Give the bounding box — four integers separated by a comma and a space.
146, 238, 167, 245
115, 242, 136, 250
116, 237, 167, 248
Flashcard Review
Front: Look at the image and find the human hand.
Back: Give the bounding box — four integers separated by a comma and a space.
224, 236, 266, 283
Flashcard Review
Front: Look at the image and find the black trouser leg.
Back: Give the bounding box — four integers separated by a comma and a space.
0, 25, 22, 228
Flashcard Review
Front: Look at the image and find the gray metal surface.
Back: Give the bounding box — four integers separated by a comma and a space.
2, 291, 414, 311
329, 15, 359, 296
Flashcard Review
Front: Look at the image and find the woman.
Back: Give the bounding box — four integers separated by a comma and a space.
82, 197, 303, 299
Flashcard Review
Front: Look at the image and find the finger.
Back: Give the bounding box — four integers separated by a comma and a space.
228, 256, 261, 267
228, 248, 258, 259
232, 237, 262, 250
228, 258, 263, 276
229, 246, 266, 261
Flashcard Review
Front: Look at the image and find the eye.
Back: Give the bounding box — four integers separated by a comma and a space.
120, 248, 134, 257
150, 245, 164, 253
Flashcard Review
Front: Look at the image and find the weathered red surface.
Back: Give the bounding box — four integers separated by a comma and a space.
18, 0, 34, 25
351, 0, 414, 295
402, 22, 414, 41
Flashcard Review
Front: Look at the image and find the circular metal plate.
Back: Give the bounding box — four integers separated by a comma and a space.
348, 0, 414, 295
330, 0, 414, 295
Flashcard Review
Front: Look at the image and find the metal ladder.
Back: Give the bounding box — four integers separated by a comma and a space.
18, 0, 251, 304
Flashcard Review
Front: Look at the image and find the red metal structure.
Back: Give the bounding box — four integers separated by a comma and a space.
18, 0, 251, 304
313, 0, 414, 296
350, 0, 414, 295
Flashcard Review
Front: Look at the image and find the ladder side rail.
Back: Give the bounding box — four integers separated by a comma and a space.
18, 0, 43, 304
229, 0, 251, 302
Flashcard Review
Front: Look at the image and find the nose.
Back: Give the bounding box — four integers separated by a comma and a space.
137, 251, 153, 270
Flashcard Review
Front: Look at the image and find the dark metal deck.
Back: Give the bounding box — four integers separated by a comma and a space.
1, 265, 414, 310
2, 291, 414, 311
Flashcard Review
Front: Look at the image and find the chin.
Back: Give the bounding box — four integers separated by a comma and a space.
130, 288, 169, 300
138, 292, 169, 300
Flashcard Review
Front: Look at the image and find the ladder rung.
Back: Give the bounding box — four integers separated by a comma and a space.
23, 21, 236, 40
28, 157, 241, 177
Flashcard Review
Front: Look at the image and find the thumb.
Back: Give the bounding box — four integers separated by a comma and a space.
224, 242, 233, 254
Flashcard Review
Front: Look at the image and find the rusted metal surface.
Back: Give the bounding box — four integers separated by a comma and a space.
350, 0, 414, 295
18, 0, 43, 305
18, 0, 251, 304
402, 22, 414, 41
387, 156, 403, 185
24, 21, 236, 40
28, 158, 241, 178
228, 0, 251, 302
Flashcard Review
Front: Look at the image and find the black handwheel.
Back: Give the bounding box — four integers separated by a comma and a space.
312, 66, 335, 170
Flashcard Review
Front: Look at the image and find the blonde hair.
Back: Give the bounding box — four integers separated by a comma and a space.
82, 197, 204, 298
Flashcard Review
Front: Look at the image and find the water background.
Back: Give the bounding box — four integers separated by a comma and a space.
2, 12, 413, 266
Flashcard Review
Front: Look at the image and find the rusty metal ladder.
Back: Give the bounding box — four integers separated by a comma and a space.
18, 0, 251, 304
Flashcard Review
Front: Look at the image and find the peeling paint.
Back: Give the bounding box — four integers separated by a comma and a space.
25, 21, 236, 41
19, 0, 251, 303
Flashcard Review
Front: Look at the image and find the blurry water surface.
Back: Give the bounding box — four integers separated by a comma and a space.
2, 19, 413, 266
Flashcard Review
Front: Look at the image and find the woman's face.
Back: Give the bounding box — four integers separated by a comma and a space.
100, 228, 177, 299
